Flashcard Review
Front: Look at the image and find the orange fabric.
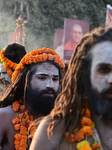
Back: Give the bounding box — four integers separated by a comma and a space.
64, 40, 77, 51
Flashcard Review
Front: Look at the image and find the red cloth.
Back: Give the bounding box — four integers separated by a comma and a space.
64, 40, 77, 51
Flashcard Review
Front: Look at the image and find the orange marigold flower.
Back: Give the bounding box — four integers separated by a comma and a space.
92, 143, 101, 150
12, 70, 20, 82
32, 56, 38, 63
14, 140, 20, 145
20, 105, 25, 111
80, 108, 91, 118
14, 133, 21, 140
81, 117, 93, 127
42, 53, 48, 61
80, 145, 92, 150
12, 101, 20, 112
14, 124, 20, 131
21, 135, 28, 139
20, 125, 27, 131
4, 64, 8, 70
73, 130, 84, 142
16, 63, 24, 70
37, 55, 43, 62
47, 54, 54, 60
15, 144, 20, 150
20, 57, 25, 65
18, 113, 23, 119
53, 55, 59, 63
9, 62, 14, 68
81, 126, 93, 136
13, 63, 17, 70
25, 115, 30, 121
7, 70, 13, 76
12, 117, 20, 124
65, 132, 73, 143
25, 54, 33, 64
20, 119, 26, 125
20, 129, 28, 135
20, 138, 27, 144
30, 49, 38, 55
25, 110, 29, 115
57, 58, 63, 66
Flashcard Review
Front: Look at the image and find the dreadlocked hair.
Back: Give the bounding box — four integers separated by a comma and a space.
47, 27, 112, 138
4, 43, 27, 63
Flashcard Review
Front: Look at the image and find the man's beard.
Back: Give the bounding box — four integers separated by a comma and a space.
84, 78, 112, 121
25, 86, 58, 118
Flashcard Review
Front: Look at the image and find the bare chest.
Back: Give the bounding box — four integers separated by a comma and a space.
55, 127, 112, 150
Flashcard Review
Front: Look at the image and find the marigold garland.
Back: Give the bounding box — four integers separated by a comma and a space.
0, 49, 18, 76
12, 98, 37, 150
11, 47, 65, 82
65, 97, 101, 150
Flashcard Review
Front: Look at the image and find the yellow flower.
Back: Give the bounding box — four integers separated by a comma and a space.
91, 122, 95, 129
76, 140, 90, 150
3, 62, 7, 65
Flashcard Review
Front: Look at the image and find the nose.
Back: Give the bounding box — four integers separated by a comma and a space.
108, 74, 112, 85
45, 79, 54, 89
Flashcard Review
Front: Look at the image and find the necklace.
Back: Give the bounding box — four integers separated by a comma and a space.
12, 98, 37, 150
65, 101, 101, 150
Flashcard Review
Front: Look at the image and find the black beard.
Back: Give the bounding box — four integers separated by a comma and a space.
25, 86, 57, 118
84, 79, 112, 121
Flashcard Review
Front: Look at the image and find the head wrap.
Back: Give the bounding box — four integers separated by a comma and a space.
12, 47, 65, 82
0, 43, 27, 76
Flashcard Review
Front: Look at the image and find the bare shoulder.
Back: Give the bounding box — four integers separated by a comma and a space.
0, 105, 18, 145
0, 105, 17, 117
0, 105, 18, 127
30, 117, 65, 150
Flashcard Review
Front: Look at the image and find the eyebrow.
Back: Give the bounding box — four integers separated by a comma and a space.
96, 63, 112, 68
36, 73, 59, 78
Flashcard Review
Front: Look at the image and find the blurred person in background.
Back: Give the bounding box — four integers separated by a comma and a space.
0, 43, 27, 100
64, 24, 83, 51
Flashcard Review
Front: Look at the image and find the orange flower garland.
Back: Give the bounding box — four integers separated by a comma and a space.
12, 98, 37, 150
65, 98, 101, 150
12, 47, 65, 82
0, 49, 18, 76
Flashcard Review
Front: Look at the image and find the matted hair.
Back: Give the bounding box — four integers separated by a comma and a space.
47, 27, 112, 138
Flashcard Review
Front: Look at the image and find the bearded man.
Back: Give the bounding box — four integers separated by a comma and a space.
30, 27, 112, 150
0, 47, 65, 150
0, 43, 27, 100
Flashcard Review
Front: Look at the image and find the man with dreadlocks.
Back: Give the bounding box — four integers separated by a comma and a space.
30, 27, 112, 150
0, 47, 65, 150
0, 43, 27, 100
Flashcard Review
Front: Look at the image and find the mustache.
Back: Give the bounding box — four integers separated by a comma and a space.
101, 86, 112, 95
39, 88, 57, 96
